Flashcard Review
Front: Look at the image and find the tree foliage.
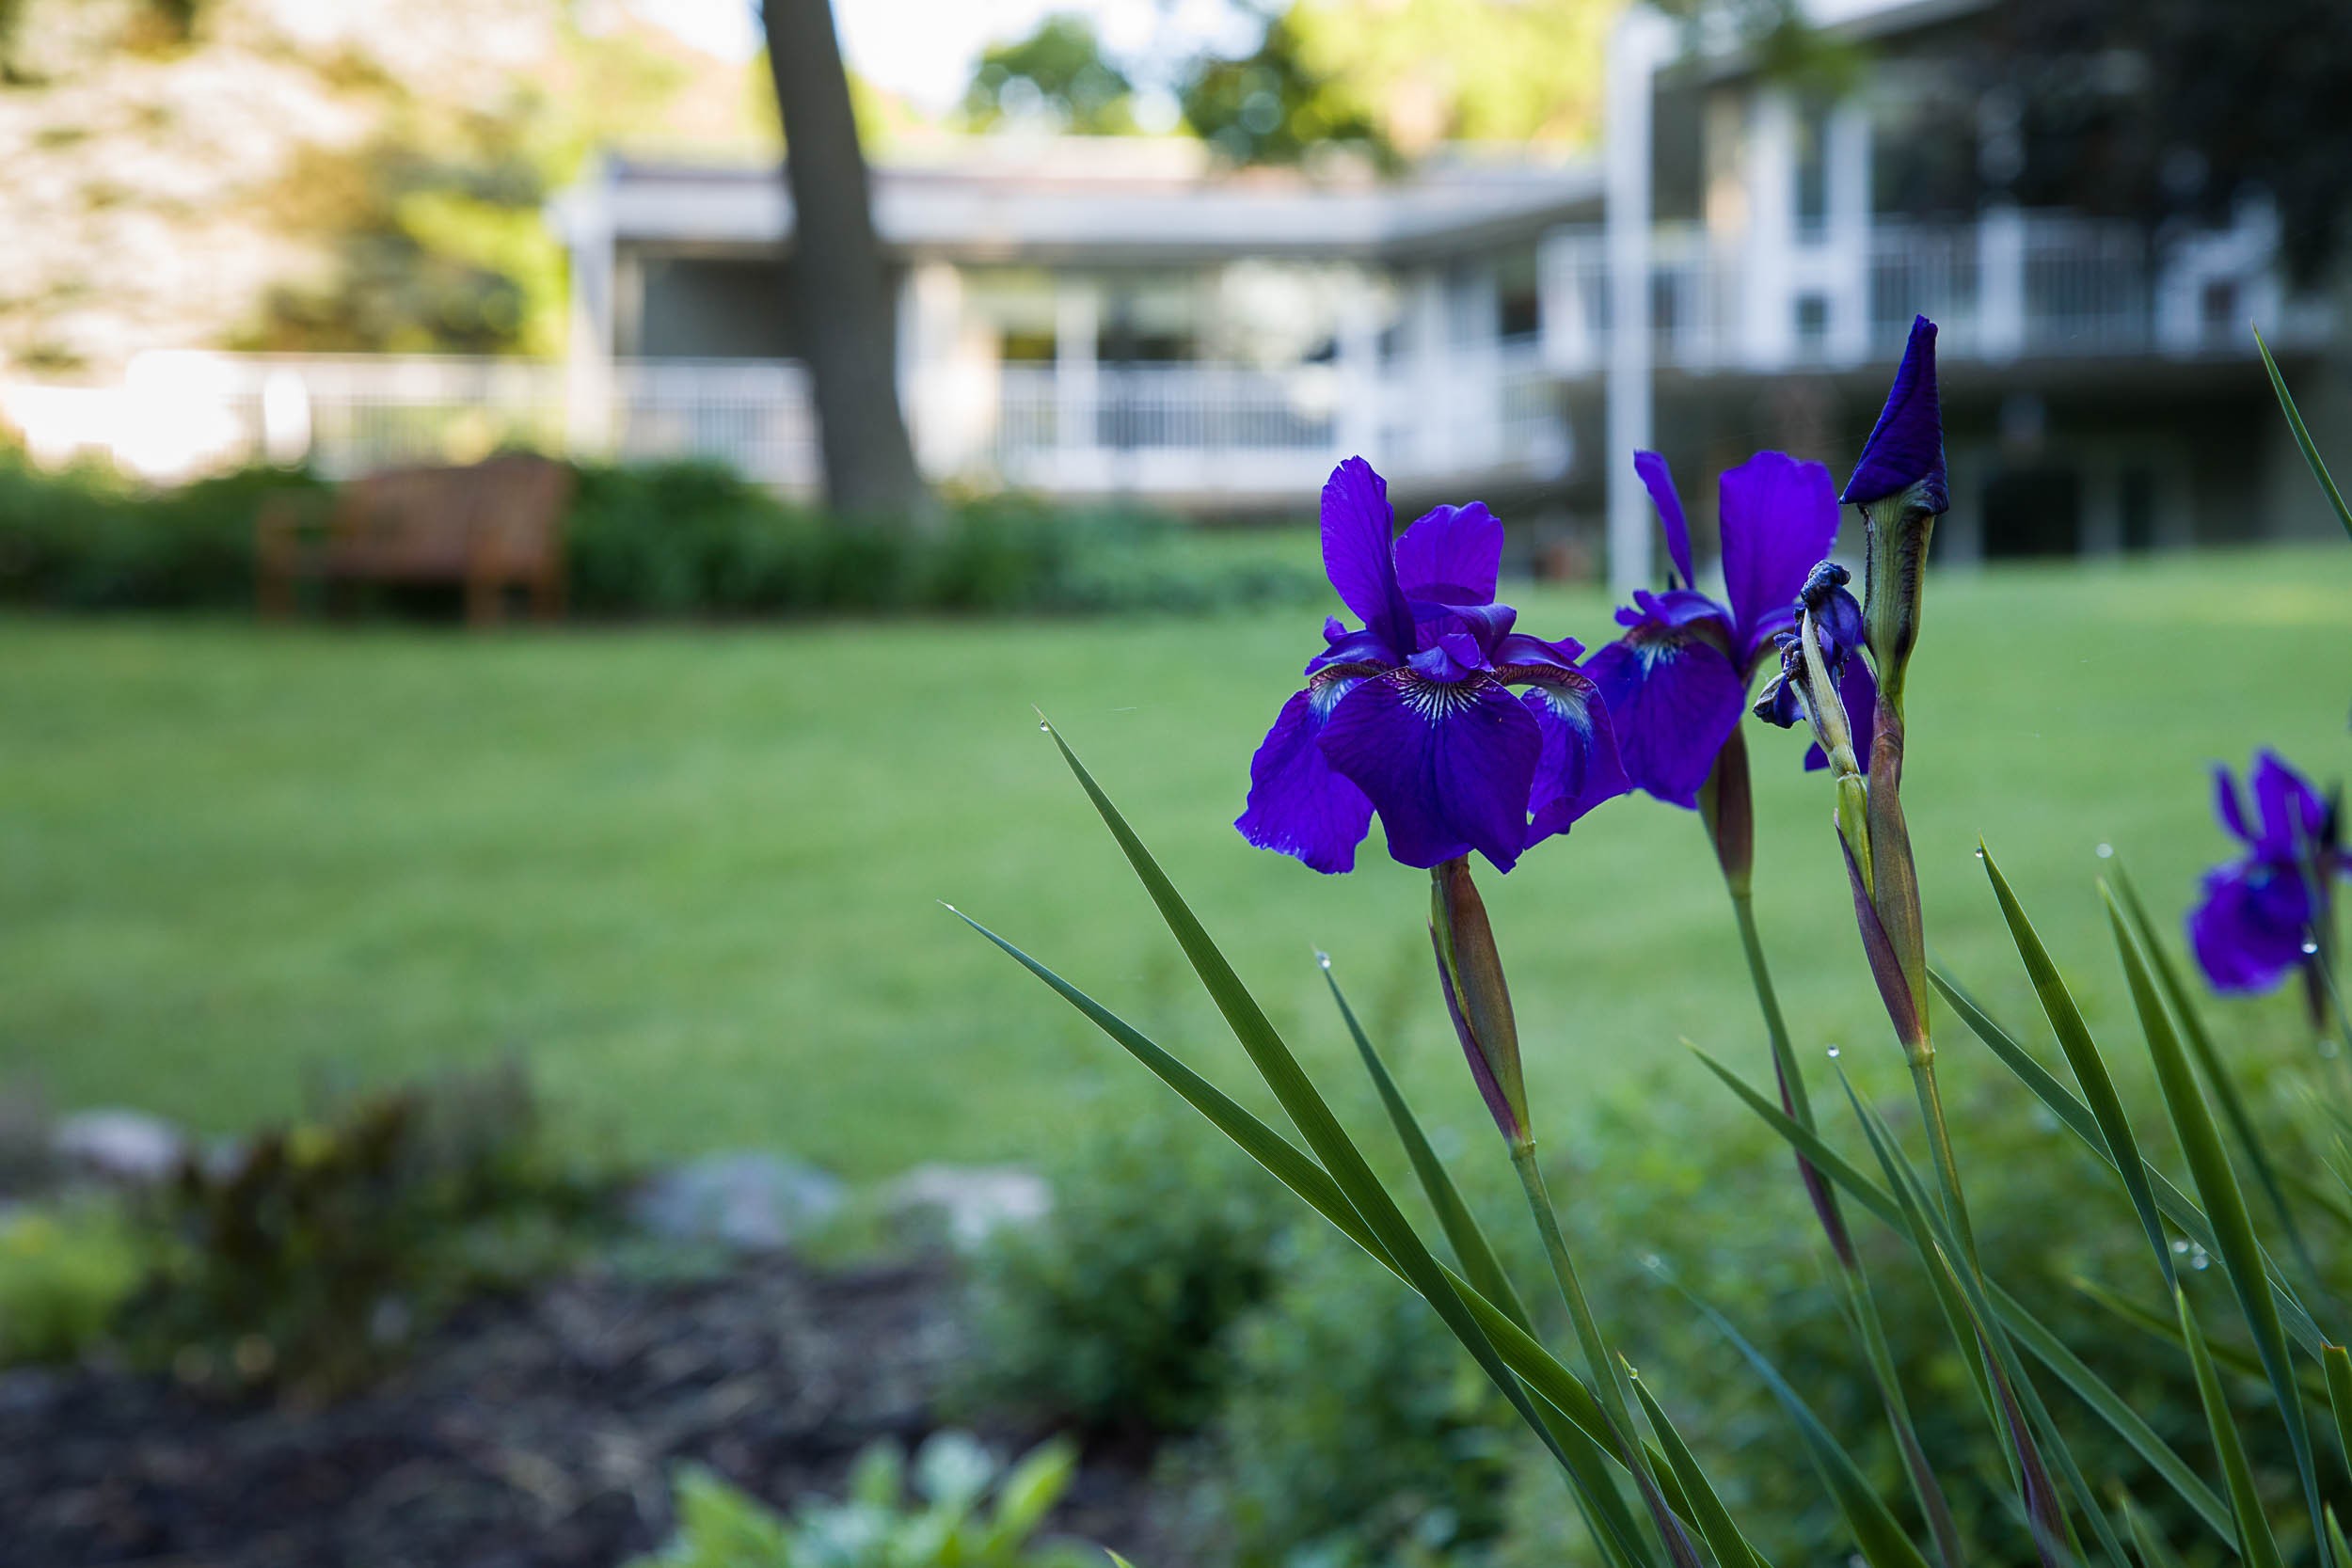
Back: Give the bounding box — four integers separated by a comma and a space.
961, 13, 1136, 136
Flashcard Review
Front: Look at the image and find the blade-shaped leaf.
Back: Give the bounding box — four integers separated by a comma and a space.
2112, 863, 2318, 1285
1675, 1280, 1936, 1568
2117, 1488, 2190, 1568
1692, 1045, 2231, 1544
2108, 893, 2328, 1546
2177, 1286, 2288, 1568
1629, 1361, 1769, 1568
1931, 967, 2329, 1357
2256, 324, 2352, 541
1981, 845, 2172, 1289
1324, 959, 1529, 1327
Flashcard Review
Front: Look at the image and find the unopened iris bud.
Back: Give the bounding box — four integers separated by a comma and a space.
1843, 316, 1947, 701
1429, 856, 1531, 1148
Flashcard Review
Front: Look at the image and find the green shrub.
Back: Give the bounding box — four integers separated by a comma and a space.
629, 1432, 1091, 1568
962, 1110, 1289, 1439
0, 1197, 145, 1365
120, 1061, 616, 1399
0, 447, 1323, 619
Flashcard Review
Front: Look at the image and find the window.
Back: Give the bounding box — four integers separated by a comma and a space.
1496, 248, 1541, 343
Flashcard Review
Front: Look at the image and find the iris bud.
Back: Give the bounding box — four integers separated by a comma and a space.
1429, 856, 1531, 1148
1843, 317, 1947, 703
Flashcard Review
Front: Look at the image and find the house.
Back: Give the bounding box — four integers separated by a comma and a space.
552, 0, 2345, 590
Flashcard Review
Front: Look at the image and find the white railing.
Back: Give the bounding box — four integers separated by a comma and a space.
1542, 208, 2325, 375
0, 352, 1565, 497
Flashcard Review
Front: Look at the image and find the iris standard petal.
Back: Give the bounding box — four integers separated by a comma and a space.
2188, 860, 2315, 993
1394, 500, 1503, 604
1318, 669, 1545, 872
1585, 625, 1747, 810
2213, 763, 2254, 847
1320, 457, 1417, 656
2249, 749, 2328, 860
1719, 451, 1840, 665
1841, 315, 1948, 512
1237, 681, 1377, 874
1634, 450, 1698, 588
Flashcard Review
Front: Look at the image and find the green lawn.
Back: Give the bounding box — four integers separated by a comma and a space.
2, 547, 2344, 1180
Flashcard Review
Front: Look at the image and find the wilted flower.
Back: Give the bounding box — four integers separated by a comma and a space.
1586, 450, 1872, 807
2190, 751, 2347, 994
1237, 457, 1629, 875
1753, 560, 1875, 768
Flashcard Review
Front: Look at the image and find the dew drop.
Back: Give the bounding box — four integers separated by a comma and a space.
1314, 951, 1332, 971
2095, 843, 2113, 859
1826, 1046, 1841, 1059
2170, 1239, 2190, 1255
2321, 1037, 2342, 1060
1640, 1252, 1664, 1273
1039, 720, 1052, 732
1973, 847, 1985, 861
2302, 938, 2321, 956
2190, 1245, 2211, 1271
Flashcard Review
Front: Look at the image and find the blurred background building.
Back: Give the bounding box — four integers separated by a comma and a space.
3, 0, 2347, 583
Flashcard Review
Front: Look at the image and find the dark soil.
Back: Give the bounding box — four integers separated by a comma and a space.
0, 1255, 1174, 1568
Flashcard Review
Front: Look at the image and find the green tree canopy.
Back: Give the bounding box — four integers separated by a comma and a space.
962, 13, 1137, 135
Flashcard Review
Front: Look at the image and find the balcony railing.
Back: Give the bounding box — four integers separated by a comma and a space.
8, 351, 1565, 497
1540, 209, 2326, 375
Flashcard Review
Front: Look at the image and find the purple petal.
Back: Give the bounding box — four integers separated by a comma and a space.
1718, 451, 1840, 665
2188, 860, 2313, 993
1619, 587, 1733, 635
1841, 316, 1947, 512
1634, 451, 1697, 589
1306, 618, 1400, 677
1320, 457, 1416, 656
1237, 683, 1376, 874
2249, 750, 2328, 860
1803, 656, 1880, 773
1518, 669, 1631, 843
2213, 764, 2253, 847
1490, 630, 1585, 672
1318, 671, 1543, 872
1394, 501, 1502, 604
1414, 598, 1517, 657
1584, 627, 1746, 811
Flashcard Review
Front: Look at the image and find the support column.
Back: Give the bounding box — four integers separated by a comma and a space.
558, 156, 616, 456
1740, 89, 1797, 370
1334, 273, 1383, 465
1055, 280, 1100, 484
1978, 203, 2026, 362
1824, 102, 1872, 364
902, 261, 966, 476
1605, 7, 1670, 597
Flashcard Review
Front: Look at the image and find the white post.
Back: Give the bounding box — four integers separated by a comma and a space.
1825, 102, 1872, 364
1978, 203, 2026, 362
557, 157, 616, 455
1055, 280, 1100, 486
903, 261, 966, 476
1407, 269, 1448, 476
1740, 89, 1797, 369
1605, 8, 1669, 597
1335, 273, 1382, 465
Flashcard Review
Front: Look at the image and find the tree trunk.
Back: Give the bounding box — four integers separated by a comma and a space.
763, 0, 933, 522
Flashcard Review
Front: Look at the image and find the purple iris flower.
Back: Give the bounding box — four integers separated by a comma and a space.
1585, 450, 1878, 807
1237, 457, 1629, 875
2189, 751, 2347, 993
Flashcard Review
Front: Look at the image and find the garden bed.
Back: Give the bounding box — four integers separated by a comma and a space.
0, 1253, 1169, 1568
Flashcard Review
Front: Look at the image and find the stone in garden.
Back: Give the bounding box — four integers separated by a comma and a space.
628, 1152, 846, 1252
887, 1164, 1052, 1247
51, 1109, 187, 1184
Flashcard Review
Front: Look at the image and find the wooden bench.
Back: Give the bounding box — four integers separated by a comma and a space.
257, 454, 573, 626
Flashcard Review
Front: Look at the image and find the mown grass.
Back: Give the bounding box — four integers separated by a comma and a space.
1, 546, 2344, 1179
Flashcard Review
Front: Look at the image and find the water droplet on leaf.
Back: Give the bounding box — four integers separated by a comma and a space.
1314, 951, 1331, 971
1826, 1046, 1841, 1059
2095, 843, 2113, 859
2302, 938, 2321, 955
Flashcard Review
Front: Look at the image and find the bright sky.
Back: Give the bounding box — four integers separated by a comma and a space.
628, 0, 1259, 113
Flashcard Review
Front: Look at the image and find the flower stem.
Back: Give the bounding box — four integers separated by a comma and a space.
1509, 1140, 1640, 1448
1907, 1045, 1978, 1268
1730, 888, 1812, 1129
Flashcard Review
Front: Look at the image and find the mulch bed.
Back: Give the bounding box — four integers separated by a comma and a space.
0, 1255, 1172, 1568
